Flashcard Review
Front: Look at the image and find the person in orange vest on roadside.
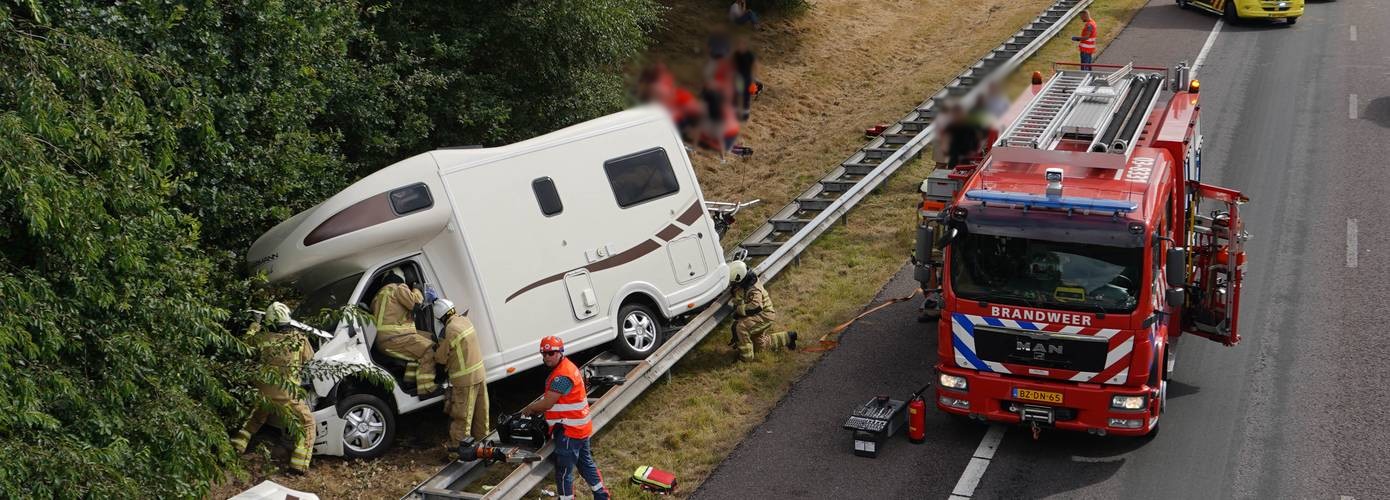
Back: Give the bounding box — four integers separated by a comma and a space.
522, 336, 611, 500
1072, 10, 1097, 70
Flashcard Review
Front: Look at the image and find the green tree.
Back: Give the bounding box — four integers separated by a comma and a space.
360, 0, 664, 152
1, 0, 664, 495
0, 5, 242, 497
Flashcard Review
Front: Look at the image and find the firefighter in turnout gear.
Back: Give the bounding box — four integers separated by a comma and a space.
431, 298, 490, 456
371, 272, 438, 396
230, 302, 316, 474
728, 261, 797, 361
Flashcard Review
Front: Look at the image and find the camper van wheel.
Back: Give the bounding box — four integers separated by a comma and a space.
338, 393, 396, 459
612, 302, 663, 360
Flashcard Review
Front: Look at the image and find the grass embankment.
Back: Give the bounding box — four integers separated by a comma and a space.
582, 0, 1150, 498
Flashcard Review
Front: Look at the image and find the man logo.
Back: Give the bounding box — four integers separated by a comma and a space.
1017, 340, 1063, 360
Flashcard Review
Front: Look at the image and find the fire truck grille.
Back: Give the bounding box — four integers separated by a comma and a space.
973, 326, 1110, 373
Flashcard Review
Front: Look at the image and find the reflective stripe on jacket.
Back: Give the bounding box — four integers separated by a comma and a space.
544, 357, 593, 438
372, 283, 421, 338
435, 315, 486, 386
1079, 20, 1098, 54
252, 324, 314, 399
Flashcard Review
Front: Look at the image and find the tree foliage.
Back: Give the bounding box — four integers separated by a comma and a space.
0, 0, 659, 496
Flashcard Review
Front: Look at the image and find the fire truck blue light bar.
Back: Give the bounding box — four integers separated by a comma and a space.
964, 189, 1138, 213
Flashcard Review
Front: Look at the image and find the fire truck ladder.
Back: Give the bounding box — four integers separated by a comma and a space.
991, 63, 1165, 170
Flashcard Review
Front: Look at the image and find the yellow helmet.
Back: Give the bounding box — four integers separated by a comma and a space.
729, 260, 749, 284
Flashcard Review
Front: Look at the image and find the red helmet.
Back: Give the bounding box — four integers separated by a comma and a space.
539, 335, 564, 354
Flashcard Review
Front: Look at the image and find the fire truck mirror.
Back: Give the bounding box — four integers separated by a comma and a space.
1165, 288, 1185, 308
1165, 247, 1187, 288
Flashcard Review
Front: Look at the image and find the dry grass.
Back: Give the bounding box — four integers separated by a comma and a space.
213, 0, 1149, 498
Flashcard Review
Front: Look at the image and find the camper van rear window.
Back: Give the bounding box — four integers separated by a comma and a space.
532, 177, 563, 216
604, 148, 680, 208
389, 183, 433, 215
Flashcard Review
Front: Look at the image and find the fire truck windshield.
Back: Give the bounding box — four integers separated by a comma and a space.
950, 232, 1142, 314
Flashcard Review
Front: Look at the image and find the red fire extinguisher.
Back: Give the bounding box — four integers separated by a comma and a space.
908, 383, 932, 444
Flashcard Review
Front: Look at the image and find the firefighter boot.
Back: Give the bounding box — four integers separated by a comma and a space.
787, 331, 798, 350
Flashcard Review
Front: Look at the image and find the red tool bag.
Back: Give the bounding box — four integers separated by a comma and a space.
630, 465, 677, 494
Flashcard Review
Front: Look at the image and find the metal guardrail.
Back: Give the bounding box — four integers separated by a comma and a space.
405, 1, 1090, 497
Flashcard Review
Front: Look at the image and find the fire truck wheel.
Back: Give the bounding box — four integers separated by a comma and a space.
1176, 0, 1187, 9
1223, 1, 1239, 23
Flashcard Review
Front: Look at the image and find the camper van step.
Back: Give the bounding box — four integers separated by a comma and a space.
770, 218, 813, 232
819, 178, 860, 193
795, 197, 835, 211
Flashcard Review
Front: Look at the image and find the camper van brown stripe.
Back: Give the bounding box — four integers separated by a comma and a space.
304, 192, 395, 246
675, 201, 704, 226
505, 239, 663, 303
655, 224, 683, 241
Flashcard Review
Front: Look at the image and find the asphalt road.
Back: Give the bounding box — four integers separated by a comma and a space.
697, 1, 1390, 498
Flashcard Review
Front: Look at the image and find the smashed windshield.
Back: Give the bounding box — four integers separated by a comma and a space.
950, 232, 1142, 313
293, 273, 363, 331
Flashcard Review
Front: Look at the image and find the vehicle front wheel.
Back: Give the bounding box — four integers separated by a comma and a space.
1223, 1, 1239, 22
1286, 16, 1298, 25
611, 302, 664, 360
338, 393, 396, 459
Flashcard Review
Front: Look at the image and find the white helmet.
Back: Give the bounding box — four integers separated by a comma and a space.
432, 298, 456, 322
264, 301, 292, 327
729, 260, 749, 284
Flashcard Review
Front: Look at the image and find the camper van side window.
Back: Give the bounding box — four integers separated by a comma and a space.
532, 177, 563, 216
603, 148, 680, 208
389, 183, 433, 216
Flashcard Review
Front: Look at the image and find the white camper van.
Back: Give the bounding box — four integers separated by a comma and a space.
247, 106, 729, 458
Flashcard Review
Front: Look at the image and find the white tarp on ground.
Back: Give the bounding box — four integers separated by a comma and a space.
229, 480, 319, 500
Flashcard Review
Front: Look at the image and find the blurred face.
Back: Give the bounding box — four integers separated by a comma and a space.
541, 350, 562, 367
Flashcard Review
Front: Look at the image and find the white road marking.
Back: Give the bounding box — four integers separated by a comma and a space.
1191, 19, 1224, 80
1350, 25, 1357, 42
1349, 94, 1359, 120
949, 425, 1005, 498
1071, 453, 1130, 463
1347, 219, 1358, 268
947, 16, 1231, 499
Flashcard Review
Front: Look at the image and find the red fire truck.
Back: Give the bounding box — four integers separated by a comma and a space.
914, 63, 1249, 436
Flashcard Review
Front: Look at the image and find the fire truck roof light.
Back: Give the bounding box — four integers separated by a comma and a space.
964, 189, 1138, 214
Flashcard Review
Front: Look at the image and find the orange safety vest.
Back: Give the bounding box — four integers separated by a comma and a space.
1079, 19, 1097, 54
544, 357, 593, 439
